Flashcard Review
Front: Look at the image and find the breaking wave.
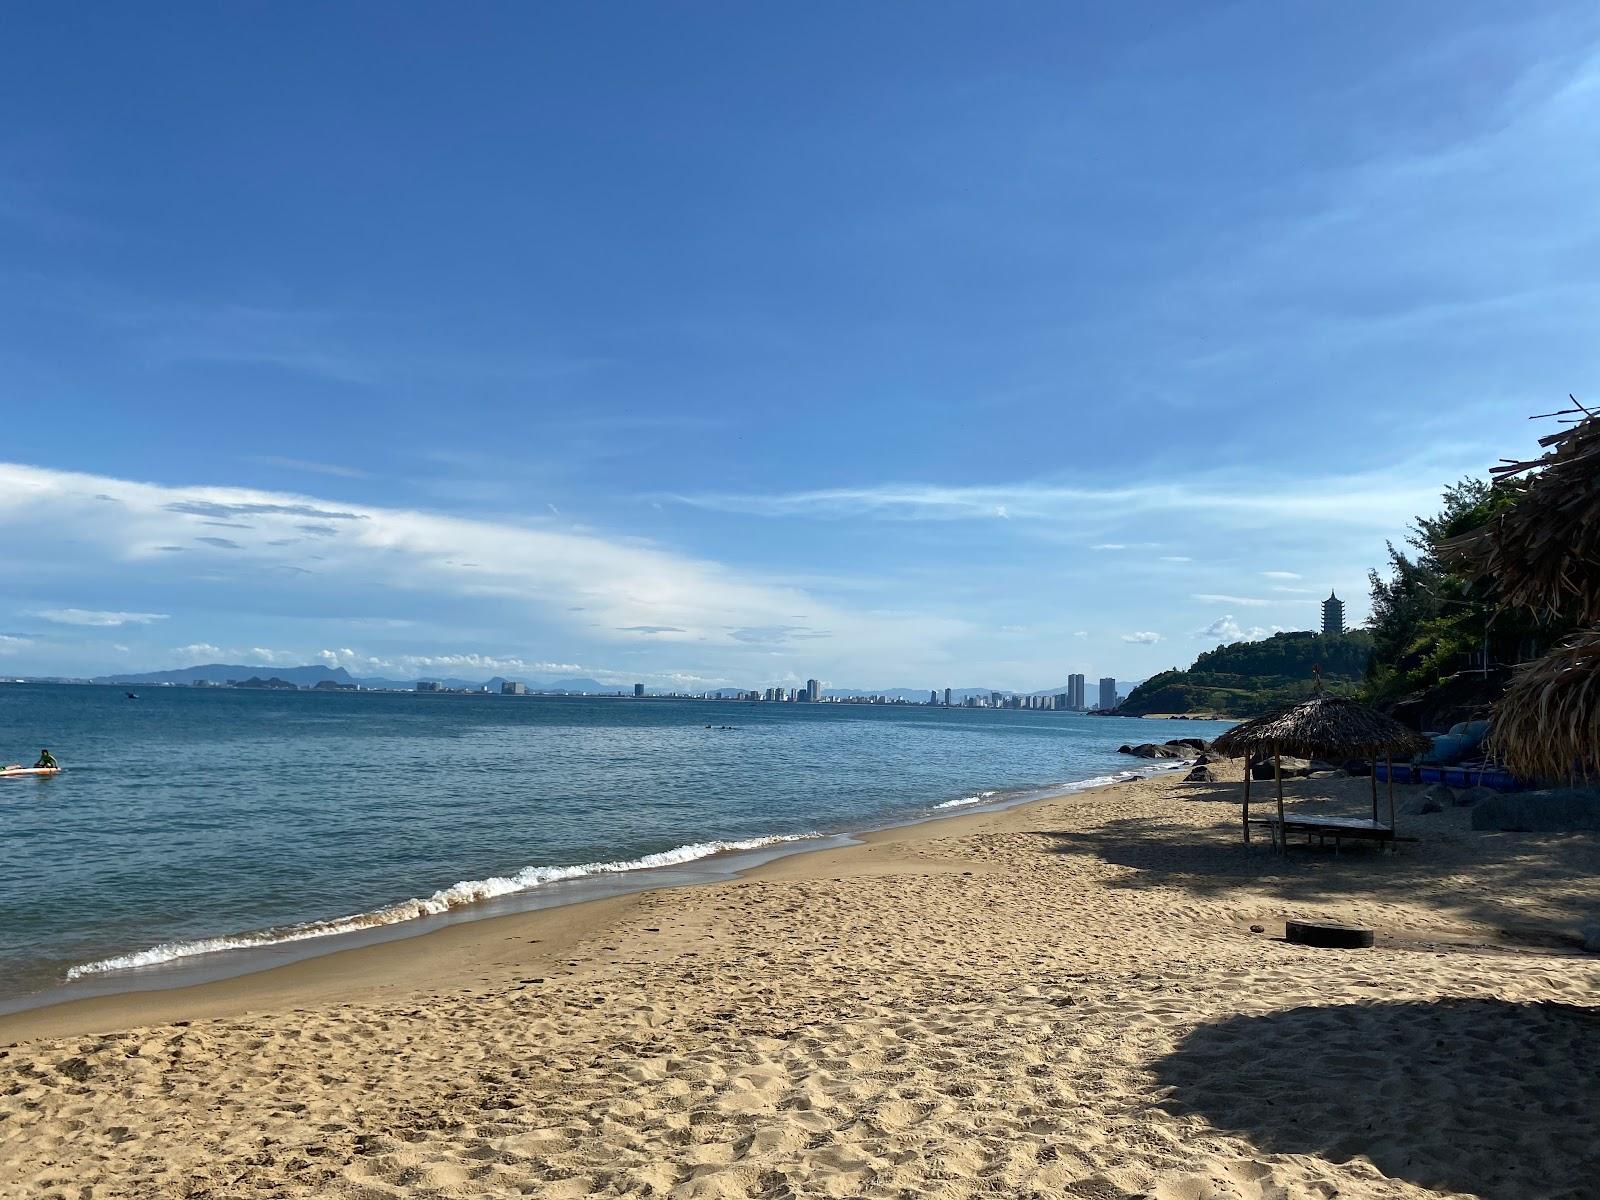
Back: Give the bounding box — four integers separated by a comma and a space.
935, 790, 1000, 809
65, 833, 816, 980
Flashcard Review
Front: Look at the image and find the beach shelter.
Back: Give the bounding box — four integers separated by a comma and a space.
1488, 631, 1600, 783
1443, 403, 1600, 783
1211, 696, 1428, 852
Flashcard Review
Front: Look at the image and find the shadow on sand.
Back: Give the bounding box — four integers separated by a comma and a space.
1153, 999, 1600, 1199
1023, 779, 1600, 933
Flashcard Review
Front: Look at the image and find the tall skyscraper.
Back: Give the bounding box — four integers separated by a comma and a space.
806, 678, 822, 703
1098, 677, 1118, 711
1068, 673, 1085, 710
943, 687, 953, 707
1322, 590, 1345, 636
633, 683, 644, 697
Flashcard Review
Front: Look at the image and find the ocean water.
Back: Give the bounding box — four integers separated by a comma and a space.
0, 683, 1232, 1006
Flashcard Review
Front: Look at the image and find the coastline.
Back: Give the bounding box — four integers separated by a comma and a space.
5, 768, 1598, 1197
0, 765, 1177, 1043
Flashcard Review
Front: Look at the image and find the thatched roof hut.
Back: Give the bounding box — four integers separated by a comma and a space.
1212, 696, 1427, 851
1444, 404, 1600, 784
1489, 630, 1600, 783
1211, 696, 1428, 760
1444, 403, 1600, 622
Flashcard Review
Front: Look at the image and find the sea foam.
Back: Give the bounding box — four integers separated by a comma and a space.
65, 833, 815, 980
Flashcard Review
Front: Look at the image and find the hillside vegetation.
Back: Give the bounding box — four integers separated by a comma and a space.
1118, 630, 1373, 716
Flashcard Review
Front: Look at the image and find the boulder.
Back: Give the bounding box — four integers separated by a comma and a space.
1471, 788, 1600, 833
1251, 756, 1311, 781
1165, 737, 1208, 752
1339, 759, 1373, 777
1454, 785, 1499, 808
1184, 765, 1217, 783
1125, 743, 1188, 759
1404, 783, 1455, 816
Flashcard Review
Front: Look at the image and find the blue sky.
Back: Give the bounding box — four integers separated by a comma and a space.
2, 3, 1596, 689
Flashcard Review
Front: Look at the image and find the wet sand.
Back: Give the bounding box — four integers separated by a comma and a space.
4, 771, 1597, 1198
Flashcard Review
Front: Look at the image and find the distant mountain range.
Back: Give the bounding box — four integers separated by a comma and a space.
87, 663, 1139, 700
88, 663, 631, 693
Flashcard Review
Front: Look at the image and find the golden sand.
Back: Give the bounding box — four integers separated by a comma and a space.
4, 772, 1597, 1199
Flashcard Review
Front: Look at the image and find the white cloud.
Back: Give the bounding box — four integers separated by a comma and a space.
173, 643, 224, 661
0, 463, 965, 681
1073, 630, 1089, 638
1121, 631, 1161, 645
1160, 555, 1193, 562
1261, 570, 1303, 580
0, 634, 30, 653
1190, 593, 1271, 607
36, 608, 169, 627
1272, 585, 1318, 594
1195, 615, 1286, 643
1092, 543, 1126, 550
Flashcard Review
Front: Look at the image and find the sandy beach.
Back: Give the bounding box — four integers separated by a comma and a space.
4, 770, 1597, 1199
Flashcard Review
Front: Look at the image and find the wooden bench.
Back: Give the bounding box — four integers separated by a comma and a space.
1247, 814, 1395, 852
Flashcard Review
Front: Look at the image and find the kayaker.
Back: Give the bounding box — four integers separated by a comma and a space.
34, 749, 57, 769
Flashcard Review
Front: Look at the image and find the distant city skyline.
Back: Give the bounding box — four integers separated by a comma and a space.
0, 583, 1375, 692
1, 5, 1585, 689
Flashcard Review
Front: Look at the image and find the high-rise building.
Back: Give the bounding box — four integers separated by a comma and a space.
633, 683, 645, 698
1055, 692, 1069, 710
1098, 677, 1118, 712
1067, 673, 1085, 710
1322, 590, 1346, 636
943, 687, 953, 707
929, 690, 938, 705
806, 678, 821, 703
503, 681, 527, 695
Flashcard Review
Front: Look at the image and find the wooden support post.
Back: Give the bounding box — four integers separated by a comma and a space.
1243, 757, 1252, 844
1386, 754, 1395, 845
1370, 754, 1379, 825
1274, 747, 1286, 854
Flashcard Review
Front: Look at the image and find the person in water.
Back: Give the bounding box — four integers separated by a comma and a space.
35, 749, 57, 769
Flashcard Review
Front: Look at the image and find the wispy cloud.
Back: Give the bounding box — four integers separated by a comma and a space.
1121, 631, 1161, 645
1190, 593, 1271, 608
1160, 555, 1193, 563
36, 608, 169, 627
251, 456, 371, 480
671, 466, 1469, 530
1261, 570, 1303, 580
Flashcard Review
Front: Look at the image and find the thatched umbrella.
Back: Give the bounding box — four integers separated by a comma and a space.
1444, 403, 1600, 623
1445, 404, 1600, 784
1489, 630, 1600, 782
1211, 696, 1428, 851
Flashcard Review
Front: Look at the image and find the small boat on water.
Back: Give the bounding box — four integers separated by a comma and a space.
1, 766, 60, 778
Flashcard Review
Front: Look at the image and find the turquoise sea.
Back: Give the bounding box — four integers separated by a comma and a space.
0, 683, 1232, 1008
